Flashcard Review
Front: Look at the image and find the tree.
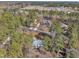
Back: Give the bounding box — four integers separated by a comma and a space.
67, 23, 79, 58
23, 10, 37, 27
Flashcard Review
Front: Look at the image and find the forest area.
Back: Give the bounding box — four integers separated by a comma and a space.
0, 2, 79, 58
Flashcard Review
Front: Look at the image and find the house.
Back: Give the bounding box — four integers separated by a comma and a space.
32, 37, 43, 49
38, 16, 52, 32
